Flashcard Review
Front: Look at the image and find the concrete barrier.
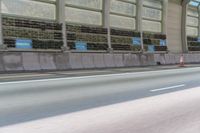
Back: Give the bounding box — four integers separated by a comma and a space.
0, 53, 5, 72
22, 52, 41, 71
69, 53, 83, 69
187, 54, 194, 63
174, 54, 180, 64
183, 54, 189, 63
164, 54, 170, 64
3, 52, 24, 71
113, 54, 124, 67
194, 54, 199, 63
154, 54, 166, 65
93, 53, 105, 68
132, 54, 140, 66
54, 53, 70, 70
139, 54, 148, 66
146, 54, 156, 66
196, 54, 200, 63
154, 54, 160, 64
39, 53, 57, 70
81, 53, 95, 69
124, 54, 134, 67
104, 54, 115, 68
170, 54, 176, 64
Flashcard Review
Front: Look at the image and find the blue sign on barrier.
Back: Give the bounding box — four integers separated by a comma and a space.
148, 45, 155, 52
75, 41, 87, 51
16, 39, 32, 49
160, 39, 167, 46
132, 37, 141, 46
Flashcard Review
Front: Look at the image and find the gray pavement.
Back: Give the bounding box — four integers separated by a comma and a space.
0, 66, 200, 132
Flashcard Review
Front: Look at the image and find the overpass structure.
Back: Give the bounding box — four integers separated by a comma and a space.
0, 0, 199, 72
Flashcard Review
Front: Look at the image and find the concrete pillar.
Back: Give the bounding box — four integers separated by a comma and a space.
0, 0, 4, 49
162, 0, 168, 34
181, 3, 188, 53
136, 0, 144, 51
57, 0, 68, 51
103, 0, 112, 52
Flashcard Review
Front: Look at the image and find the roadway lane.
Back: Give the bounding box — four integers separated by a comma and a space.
1, 86, 200, 133
0, 67, 200, 128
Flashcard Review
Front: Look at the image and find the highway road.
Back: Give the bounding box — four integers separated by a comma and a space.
0, 66, 200, 132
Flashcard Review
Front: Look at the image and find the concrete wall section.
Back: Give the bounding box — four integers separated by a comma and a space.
3, 52, 24, 71
104, 54, 115, 68
39, 53, 57, 70
0, 53, 4, 71
0, 52, 200, 72
54, 53, 70, 70
81, 53, 95, 69
69, 53, 83, 69
139, 54, 148, 66
123, 54, 135, 67
167, 0, 183, 53
113, 54, 124, 67
93, 53, 106, 68
22, 52, 41, 71
132, 54, 140, 66
154, 54, 166, 65
146, 54, 156, 66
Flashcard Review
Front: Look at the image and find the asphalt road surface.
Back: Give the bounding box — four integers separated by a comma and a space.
0, 66, 200, 132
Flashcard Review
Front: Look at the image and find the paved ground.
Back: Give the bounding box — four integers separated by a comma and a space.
0, 65, 200, 132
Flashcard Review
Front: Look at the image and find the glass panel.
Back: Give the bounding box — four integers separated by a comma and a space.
187, 27, 198, 36
143, 0, 162, 9
65, 0, 103, 10
143, 7, 162, 21
1, 0, 55, 20
187, 8, 199, 17
187, 16, 199, 27
189, 1, 200, 7
110, 0, 136, 16
65, 7, 102, 25
110, 14, 136, 30
142, 20, 161, 32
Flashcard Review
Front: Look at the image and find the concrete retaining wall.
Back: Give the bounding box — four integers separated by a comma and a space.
0, 52, 199, 72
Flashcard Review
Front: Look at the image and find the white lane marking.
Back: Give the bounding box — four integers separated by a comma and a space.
0, 67, 199, 86
150, 84, 185, 92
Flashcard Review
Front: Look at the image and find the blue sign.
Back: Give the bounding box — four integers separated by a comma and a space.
16, 39, 32, 49
148, 45, 155, 52
198, 37, 200, 42
160, 39, 167, 46
132, 37, 141, 46
75, 41, 87, 51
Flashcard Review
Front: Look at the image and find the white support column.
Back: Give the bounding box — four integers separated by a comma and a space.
181, 3, 188, 53
136, 0, 144, 52
103, 0, 112, 52
181, 0, 191, 53
57, 0, 68, 51
162, 0, 168, 34
0, 0, 4, 49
